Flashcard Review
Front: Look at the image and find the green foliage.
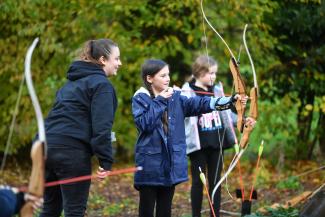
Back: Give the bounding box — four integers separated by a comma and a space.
180, 214, 192, 217
103, 198, 134, 216
88, 193, 107, 208
255, 162, 273, 187
249, 97, 298, 162
261, 0, 325, 158
276, 176, 301, 190
0, 0, 324, 162
0, 0, 207, 158
87, 188, 136, 216
246, 207, 299, 217
262, 0, 325, 98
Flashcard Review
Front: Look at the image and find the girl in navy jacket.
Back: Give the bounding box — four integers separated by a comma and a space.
40, 39, 122, 217
132, 59, 246, 217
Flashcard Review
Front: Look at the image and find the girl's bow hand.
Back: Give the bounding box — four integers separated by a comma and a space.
245, 117, 256, 128
234, 94, 248, 106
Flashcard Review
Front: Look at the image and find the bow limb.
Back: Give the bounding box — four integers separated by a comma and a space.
211, 148, 246, 201
20, 38, 47, 217
200, 0, 236, 59
239, 24, 259, 149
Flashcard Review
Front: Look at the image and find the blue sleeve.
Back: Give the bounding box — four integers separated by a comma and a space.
0, 189, 17, 217
180, 95, 213, 117
132, 95, 167, 133
90, 83, 115, 170
210, 96, 235, 110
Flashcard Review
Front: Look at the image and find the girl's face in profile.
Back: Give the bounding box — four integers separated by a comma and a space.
147, 65, 170, 93
198, 64, 217, 87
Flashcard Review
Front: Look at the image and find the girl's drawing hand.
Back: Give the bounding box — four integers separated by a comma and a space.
159, 87, 173, 99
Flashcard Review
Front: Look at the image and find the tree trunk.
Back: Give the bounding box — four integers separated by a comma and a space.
307, 111, 322, 159
318, 112, 325, 158
296, 90, 315, 159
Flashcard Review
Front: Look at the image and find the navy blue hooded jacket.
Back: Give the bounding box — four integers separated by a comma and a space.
132, 87, 234, 188
45, 61, 117, 170
132, 87, 237, 187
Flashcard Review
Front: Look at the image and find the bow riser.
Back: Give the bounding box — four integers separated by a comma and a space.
239, 87, 258, 148
27, 140, 45, 197
20, 203, 34, 217
249, 87, 258, 120
229, 57, 247, 132
20, 141, 46, 216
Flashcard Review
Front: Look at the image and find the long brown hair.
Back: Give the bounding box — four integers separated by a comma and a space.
79, 39, 118, 65
141, 59, 168, 98
141, 59, 169, 133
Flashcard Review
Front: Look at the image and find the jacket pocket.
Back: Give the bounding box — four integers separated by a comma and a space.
138, 146, 162, 175
172, 145, 187, 178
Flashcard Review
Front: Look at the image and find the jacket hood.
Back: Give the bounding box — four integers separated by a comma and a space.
67, 61, 105, 81
133, 87, 151, 97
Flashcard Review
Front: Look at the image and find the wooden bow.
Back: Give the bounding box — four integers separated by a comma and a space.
200, 0, 259, 201
20, 38, 47, 217
239, 24, 259, 149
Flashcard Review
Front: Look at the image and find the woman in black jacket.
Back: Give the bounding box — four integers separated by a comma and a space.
40, 39, 122, 217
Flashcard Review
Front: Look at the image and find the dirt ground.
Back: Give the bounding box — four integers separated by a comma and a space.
86, 160, 325, 217
1, 159, 323, 217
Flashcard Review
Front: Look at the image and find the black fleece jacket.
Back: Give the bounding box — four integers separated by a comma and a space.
45, 61, 117, 170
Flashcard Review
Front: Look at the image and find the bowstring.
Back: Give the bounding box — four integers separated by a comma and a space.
0, 74, 25, 172
200, 0, 234, 200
